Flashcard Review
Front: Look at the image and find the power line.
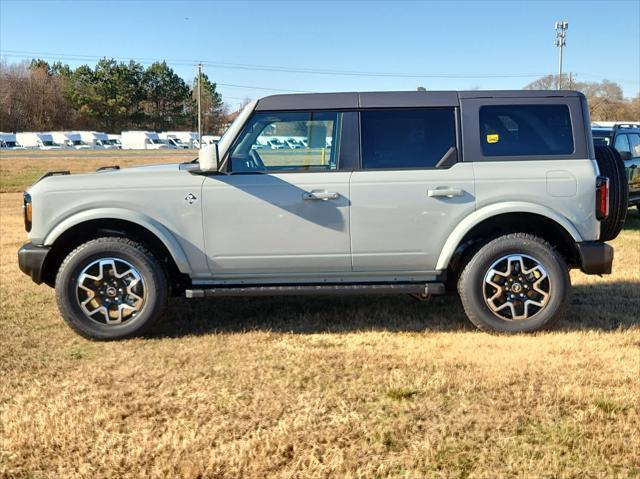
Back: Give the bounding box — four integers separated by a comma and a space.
0, 49, 550, 79
2, 49, 636, 89
216, 82, 312, 93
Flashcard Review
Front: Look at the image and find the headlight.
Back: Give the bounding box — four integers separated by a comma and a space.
23, 193, 32, 232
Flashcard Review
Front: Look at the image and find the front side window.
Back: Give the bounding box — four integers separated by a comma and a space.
480, 105, 574, 157
229, 111, 341, 172
361, 108, 456, 169
626, 133, 640, 158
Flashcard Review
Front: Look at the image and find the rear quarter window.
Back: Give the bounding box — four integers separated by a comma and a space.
479, 105, 574, 157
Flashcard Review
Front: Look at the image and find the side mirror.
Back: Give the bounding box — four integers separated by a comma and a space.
618, 151, 632, 162
199, 143, 219, 171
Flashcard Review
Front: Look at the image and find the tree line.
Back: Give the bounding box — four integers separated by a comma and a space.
0, 58, 228, 134
524, 74, 639, 121
1, 58, 638, 134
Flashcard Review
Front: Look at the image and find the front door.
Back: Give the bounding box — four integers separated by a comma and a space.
201, 110, 351, 279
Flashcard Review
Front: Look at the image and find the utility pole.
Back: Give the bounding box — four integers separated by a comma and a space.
197, 63, 202, 148
554, 21, 568, 90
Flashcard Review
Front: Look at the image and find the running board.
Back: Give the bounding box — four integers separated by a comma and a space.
185, 282, 446, 298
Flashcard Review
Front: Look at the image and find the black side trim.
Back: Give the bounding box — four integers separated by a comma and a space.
576, 241, 613, 275
185, 282, 446, 298
17, 242, 51, 284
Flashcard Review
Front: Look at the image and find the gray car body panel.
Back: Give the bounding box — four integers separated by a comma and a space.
25, 90, 602, 283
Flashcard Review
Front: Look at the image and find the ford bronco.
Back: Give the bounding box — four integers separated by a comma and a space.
18, 91, 628, 339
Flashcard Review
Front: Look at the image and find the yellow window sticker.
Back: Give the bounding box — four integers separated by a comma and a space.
486, 133, 499, 144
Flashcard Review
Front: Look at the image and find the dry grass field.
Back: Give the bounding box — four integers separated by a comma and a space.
0, 151, 639, 478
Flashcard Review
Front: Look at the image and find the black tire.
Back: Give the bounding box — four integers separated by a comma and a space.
457, 233, 570, 333
55, 237, 168, 340
594, 145, 628, 241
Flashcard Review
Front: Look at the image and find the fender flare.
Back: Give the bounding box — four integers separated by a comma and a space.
435, 202, 583, 271
43, 208, 193, 274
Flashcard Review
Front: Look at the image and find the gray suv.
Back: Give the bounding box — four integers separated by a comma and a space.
18, 91, 627, 339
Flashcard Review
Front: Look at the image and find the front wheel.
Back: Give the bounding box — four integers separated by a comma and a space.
457, 233, 570, 333
55, 237, 168, 340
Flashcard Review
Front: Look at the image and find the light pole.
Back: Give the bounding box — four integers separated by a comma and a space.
197, 63, 202, 148
555, 21, 568, 90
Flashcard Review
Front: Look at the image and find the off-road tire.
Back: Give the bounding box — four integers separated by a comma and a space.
457, 233, 570, 333
55, 237, 168, 340
594, 145, 628, 241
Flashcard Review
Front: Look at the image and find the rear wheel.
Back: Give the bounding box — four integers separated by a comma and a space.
458, 233, 570, 333
55, 237, 168, 340
594, 145, 628, 241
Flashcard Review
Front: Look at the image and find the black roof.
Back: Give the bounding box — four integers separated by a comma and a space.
255, 90, 584, 111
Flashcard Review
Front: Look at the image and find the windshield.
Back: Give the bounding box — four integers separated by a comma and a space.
269, 138, 283, 145
41, 141, 55, 146
72, 140, 84, 145
150, 138, 163, 144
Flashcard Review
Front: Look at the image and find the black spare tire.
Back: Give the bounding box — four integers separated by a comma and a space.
594, 145, 628, 241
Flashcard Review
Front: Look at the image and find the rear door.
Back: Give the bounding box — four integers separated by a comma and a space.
349, 107, 475, 272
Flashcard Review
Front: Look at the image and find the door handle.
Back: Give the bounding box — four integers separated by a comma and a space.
303, 190, 340, 201
427, 188, 464, 198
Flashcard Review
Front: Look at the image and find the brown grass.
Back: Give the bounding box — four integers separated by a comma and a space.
0, 149, 196, 192
1, 154, 639, 478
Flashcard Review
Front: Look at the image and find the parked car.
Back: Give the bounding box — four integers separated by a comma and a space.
592, 122, 640, 211
284, 137, 303, 149
261, 137, 286, 149
18, 90, 626, 340
107, 134, 122, 148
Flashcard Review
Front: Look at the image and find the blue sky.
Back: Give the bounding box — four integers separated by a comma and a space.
1, 0, 639, 108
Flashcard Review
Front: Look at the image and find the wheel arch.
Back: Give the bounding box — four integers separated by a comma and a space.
437, 203, 582, 275
41, 209, 192, 288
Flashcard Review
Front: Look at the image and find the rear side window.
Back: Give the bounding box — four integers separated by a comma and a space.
361, 108, 456, 169
479, 105, 574, 157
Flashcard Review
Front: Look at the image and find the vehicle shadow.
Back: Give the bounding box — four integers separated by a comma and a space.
149, 280, 639, 338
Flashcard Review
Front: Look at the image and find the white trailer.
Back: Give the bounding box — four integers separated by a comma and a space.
158, 132, 188, 149
0, 133, 26, 149
15, 132, 63, 150
75, 131, 117, 149
50, 132, 91, 150
120, 131, 169, 150
164, 131, 198, 148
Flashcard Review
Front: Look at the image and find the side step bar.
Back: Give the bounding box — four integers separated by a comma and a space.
185, 282, 446, 298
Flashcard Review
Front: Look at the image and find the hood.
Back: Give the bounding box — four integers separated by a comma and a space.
28, 162, 185, 194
